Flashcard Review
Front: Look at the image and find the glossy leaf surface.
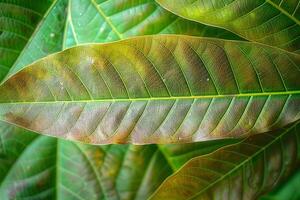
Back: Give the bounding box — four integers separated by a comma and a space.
3, 0, 240, 82
0, 35, 299, 144
1, 0, 299, 198
63, 0, 240, 45
156, 0, 300, 53
0, 1, 245, 198
0, 122, 237, 199
150, 120, 300, 200
0, 0, 54, 81
260, 169, 300, 200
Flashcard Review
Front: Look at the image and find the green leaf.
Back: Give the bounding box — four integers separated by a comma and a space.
1, 0, 299, 198
0, 35, 299, 144
4, 0, 69, 82
156, 0, 300, 53
259, 169, 300, 200
63, 0, 241, 46
0, 1, 244, 197
149, 120, 300, 200
0, 122, 237, 199
0, 0, 55, 81
2, 0, 241, 83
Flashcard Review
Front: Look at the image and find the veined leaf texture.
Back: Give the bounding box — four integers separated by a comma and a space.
156, 0, 300, 53
0, 36, 299, 144
150, 120, 300, 200
0, 0, 299, 199
1, 0, 240, 82
0, 121, 239, 199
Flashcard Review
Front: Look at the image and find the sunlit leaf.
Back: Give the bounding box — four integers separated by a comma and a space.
156, 0, 300, 53
0, 35, 299, 144
150, 120, 300, 200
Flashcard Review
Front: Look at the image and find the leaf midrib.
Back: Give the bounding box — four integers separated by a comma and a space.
90, 0, 123, 39
1, 90, 299, 104
266, 0, 300, 26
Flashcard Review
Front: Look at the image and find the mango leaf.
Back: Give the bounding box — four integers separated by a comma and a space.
3, 0, 240, 82
0, 0, 54, 81
1, 1, 299, 198
149, 120, 300, 200
63, 0, 241, 46
260, 169, 300, 200
0, 3, 243, 199
0, 35, 299, 144
0, 121, 238, 199
156, 0, 300, 53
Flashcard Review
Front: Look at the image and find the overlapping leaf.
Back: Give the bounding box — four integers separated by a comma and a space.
3, 0, 240, 82
156, 0, 300, 53
150, 120, 300, 200
260, 169, 300, 200
0, 35, 299, 144
0, 1, 245, 199
0, 122, 238, 199
63, 0, 240, 45
0, 0, 53, 81
1, 0, 299, 199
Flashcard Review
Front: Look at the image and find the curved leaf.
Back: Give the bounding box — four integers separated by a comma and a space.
3, 0, 241, 82
0, 1, 244, 197
0, 35, 299, 144
150, 120, 300, 200
260, 169, 300, 200
0, 123, 237, 199
0, 0, 55, 81
156, 0, 300, 53
64, 0, 241, 45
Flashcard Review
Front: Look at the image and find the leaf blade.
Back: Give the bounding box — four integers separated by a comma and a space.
149, 120, 300, 200
156, 0, 300, 53
0, 35, 299, 144
0, 122, 237, 199
0, 0, 56, 82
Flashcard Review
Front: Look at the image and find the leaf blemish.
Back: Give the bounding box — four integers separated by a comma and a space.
5, 113, 30, 128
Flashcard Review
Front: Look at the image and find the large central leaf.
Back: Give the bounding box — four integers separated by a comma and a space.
0, 35, 299, 144
0, 0, 299, 199
0, 1, 244, 198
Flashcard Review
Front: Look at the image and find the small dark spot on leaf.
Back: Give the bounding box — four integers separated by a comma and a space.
37, 171, 50, 188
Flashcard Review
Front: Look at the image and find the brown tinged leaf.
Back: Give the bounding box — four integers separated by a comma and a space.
149, 120, 300, 200
0, 35, 299, 144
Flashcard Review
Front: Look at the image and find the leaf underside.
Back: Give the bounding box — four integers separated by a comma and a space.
0, 35, 299, 144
